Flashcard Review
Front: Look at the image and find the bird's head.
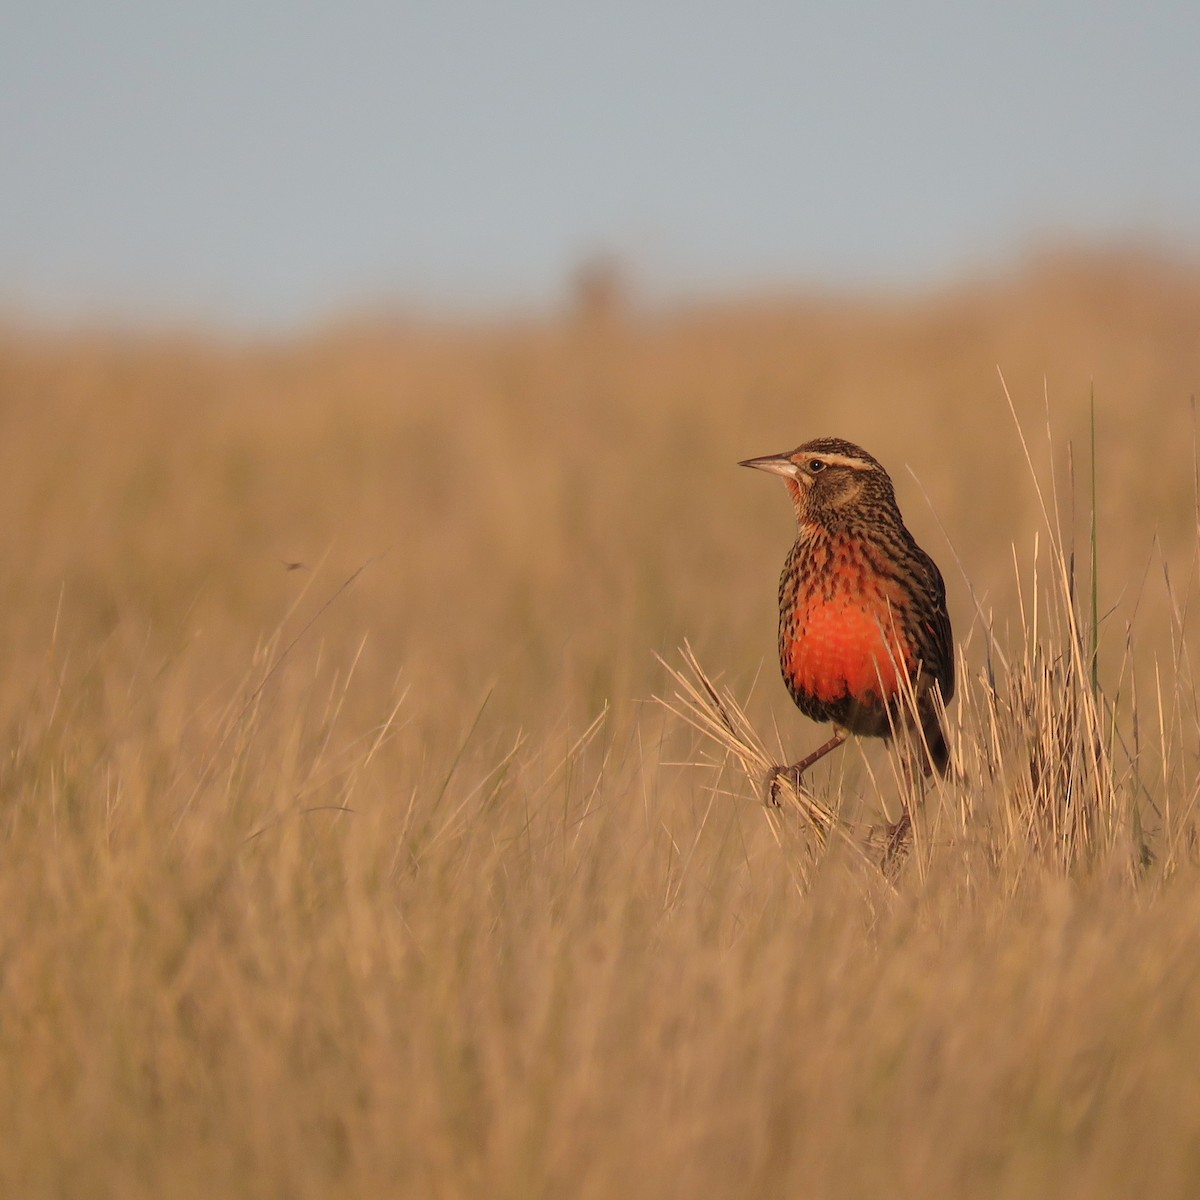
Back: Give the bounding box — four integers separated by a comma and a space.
739, 437, 898, 527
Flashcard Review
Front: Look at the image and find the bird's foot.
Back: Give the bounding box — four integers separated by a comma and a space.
880, 807, 913, 876
763, 763, 804, 807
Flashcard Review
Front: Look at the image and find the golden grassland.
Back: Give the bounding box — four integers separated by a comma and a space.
2, 248, 1200, 1197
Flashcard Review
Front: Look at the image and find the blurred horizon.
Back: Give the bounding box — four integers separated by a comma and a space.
1, 238, 1195, 341
4, 2, 1200, 332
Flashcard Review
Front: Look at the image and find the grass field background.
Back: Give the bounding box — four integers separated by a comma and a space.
2, 247, 1200, 1196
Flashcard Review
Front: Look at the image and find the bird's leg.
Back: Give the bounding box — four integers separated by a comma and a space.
881, 806, 912, 877
881, 734, 926, 868
764, 730, 847, 805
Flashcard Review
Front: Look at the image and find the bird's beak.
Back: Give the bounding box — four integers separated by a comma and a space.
738, 453, 798, 479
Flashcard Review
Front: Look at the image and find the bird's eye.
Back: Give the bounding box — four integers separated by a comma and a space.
807, 459, 826, 473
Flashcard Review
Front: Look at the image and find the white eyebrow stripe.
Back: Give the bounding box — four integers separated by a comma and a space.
811, 452, 874, 471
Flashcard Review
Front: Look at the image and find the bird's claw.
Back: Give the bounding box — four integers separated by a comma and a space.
879, 808, 913, 876
763, 764, 802, 807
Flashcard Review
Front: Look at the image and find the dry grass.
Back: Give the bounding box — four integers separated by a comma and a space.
2, 248, 1200, 1197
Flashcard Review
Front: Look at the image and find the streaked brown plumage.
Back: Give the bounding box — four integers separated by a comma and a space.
740, 437, 954, 790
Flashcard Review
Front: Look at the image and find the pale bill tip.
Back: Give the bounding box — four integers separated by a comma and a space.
739, 454, 797, 478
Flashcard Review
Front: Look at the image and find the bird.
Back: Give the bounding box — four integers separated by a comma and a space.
740, 437, 954, 800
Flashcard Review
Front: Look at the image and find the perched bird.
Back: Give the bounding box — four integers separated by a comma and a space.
740, 437, 954, 795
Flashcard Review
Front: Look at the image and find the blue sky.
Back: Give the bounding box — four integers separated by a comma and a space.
2, 1, 1198, 328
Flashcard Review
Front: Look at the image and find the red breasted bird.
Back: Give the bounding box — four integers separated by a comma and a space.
740, 437, 954, 793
